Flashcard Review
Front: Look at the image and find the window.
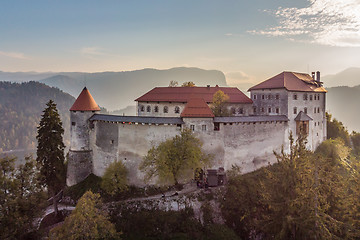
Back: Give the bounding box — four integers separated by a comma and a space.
190, 125, 195, 131
310, 95, 313, 101
293, 94, 297, 100
276, 108, 279, 114
72, 122, 76, 126
175, 106, 180, 114
314, 107, 316, 113
294, 107, 297, 114
238, 108, 244, 114
304, 107, 307, 114
140, 105, 145, 112
154, 106, 159, 112
268, 107, 272, 113
202, 125, 207, 131
317, 107, 320, 113
262, 95, 265, 100
214, 123, 220, 131
275, 94, 280, 100
110, 140, 114, 144
268, 94, 272, 100
253, 107, 257, 114
315, 122, 317, 126
231, 107, 236, 114
261, 107, 265, 113
303, 93, 308, 100
163, 106, 168, 113
146, 106, 151, 112
253, 94, 257, 100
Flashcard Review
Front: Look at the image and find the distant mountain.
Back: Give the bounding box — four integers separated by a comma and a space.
323, 67, 360, 87
110, 105, 136, 116
37, 67, 227, 111
326, 85, 360, 133
0, 81, 75, 152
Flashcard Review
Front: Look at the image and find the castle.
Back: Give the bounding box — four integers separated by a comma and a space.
67, 71, 327, 186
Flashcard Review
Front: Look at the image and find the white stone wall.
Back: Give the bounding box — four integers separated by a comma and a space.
70, 111, 96, 151
89, 119, 288, 186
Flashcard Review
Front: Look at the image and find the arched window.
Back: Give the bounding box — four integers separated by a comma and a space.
154, 106, 159, 113
163, 106, 168, 113
146, 105, 151, 112
175, 106, 180, 114
140, 105, 145, 112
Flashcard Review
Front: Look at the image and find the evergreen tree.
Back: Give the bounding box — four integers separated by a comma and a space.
36, 100, 66, 216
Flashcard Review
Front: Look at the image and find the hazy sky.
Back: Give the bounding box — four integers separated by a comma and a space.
1, 0, 360, 87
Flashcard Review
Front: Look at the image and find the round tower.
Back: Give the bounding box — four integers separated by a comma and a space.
67, 87, 100, 186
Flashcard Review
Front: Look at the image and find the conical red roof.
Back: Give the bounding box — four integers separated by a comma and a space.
70, 87, 100, 111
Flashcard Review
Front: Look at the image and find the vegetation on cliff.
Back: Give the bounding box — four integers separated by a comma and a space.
0, 81, 74, 152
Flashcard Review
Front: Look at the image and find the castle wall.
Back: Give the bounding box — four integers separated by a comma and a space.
89, 118, 288, 186
67, 150, 93, 186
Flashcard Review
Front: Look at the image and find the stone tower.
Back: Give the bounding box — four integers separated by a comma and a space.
66, 87, 100, 186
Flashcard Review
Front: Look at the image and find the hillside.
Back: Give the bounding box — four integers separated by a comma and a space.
326, 85, 360, 133
0, 81, 75, 152
39, 67, 227, 111
323, 67, 360, 87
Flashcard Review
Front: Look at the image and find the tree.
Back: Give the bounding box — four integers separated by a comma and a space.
326, 112, 350, 146
140, 128, 210, 185
50, 191, 120, 240
259, 134, 345, 239
211, 90, 230, 117
101, 160, 128, 196
168, 80, 178, 87
36, 100, 66, 216
181, 81, 196, 87
0, 156, 46, 239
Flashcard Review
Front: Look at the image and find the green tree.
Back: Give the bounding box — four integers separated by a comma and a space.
326, 112, 350, 146
351, 131, 360, 156
260, 134, 345, 239
181, 81, 196, 87
36, 100, 66, 216
0, 156, 46, 239
101, 160, 128, 196
211, 90, 230, 117
140, 128, 210, 185
50, 191, 120, 240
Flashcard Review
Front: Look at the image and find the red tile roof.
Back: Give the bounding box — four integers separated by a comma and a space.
135, 86, 252, 104
248, 72, 327, 92
70, 87, 101, 111
181, 98, 214, 118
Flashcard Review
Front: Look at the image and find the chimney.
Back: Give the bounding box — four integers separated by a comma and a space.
316, 71, 320, 82
311, 72, 315, 79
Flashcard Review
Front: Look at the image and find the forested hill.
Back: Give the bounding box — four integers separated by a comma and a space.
0, 81, 75, 152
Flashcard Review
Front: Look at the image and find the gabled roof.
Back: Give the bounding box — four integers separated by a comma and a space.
135, 86, 252, 104
70, 87, 101, 111
180, 98, 214, 118
248, 72, 327, 92
294, 111, 313, 121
